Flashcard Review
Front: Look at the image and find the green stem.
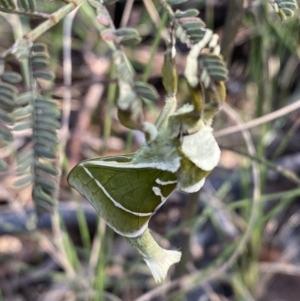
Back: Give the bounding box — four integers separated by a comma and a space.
227, 186, 300, 211
1, 0, 87, 59
102, 65, 117, 154
0, 7, 50, 18
174, 190, 200, 278
220, 0, 244, 63
221, 146, 300, 185
142, 11, 168, 83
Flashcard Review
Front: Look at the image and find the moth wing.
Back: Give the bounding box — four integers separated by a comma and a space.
177, 126, 220, 193
181, 125, 220, 171
68, 155, 177, 237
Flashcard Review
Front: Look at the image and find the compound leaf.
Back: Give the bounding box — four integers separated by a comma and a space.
1, 72, 22, 84
14, 174, 33, 187
134, 82, 159, 101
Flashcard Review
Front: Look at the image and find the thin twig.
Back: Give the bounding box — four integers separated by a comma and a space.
1, 0, 87, 59
143, 0, 161, 26
221, 146, 300, 185
68, 53, 108, 168
204, 180, 244, 234
259, 262, 300, 276
51, 6, 81, 279
120, 0, 134, 27
220, 0, 244, 63
38, 233, 74, 274
174, 190, 201, 278
232, 275, 256, 301
88, 219, 106, 278
214, 101, 300, 137
60, 8, 75, 152
142, 0, 168, 40
272, 117, 300, 159
0, 8, 50, 19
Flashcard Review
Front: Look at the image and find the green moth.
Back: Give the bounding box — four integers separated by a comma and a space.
68, 26, 227, 283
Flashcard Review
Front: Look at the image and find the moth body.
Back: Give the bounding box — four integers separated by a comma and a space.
68, 22, 227, 283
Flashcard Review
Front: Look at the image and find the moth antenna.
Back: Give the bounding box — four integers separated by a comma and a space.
126, 228, 181, 283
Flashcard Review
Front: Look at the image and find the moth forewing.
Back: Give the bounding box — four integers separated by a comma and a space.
176, 124, 220, 193
68, 155, 177, 237
176, 153, 210, 193
68, 154, 181, 282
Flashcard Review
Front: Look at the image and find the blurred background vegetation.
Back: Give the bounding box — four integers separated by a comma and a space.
0, 0, 300, 300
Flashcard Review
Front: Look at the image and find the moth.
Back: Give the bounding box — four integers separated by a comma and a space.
68, 28, 227, 283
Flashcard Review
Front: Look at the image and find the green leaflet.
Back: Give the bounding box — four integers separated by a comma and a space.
68, 155, 177, 237
167, 0, 188, 4
175, 9, 199, 19
134, 81, 159, 101
31, 43, 47, 52
0, 0, 16, 9
0, 123, 13, 141
1, 71, 22, 84
14, 174, 33, 187
0, 159, 8, 171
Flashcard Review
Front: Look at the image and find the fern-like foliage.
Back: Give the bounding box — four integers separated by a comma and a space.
0, 0, 36, 13
0, 0, 16, 10
164, 2, 228, 90
0, 64, 20, 171
0, 0, 73, 18
22, 43, 58, 214
0, 43, 59, 214
0, 0, 85, 217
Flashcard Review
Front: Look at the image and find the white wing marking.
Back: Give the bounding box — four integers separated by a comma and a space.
155, 178, 177, 185
83, 167, 152, 217
108, 220, 149, 238
152, 186, 167, 203
81, 158, 180, 173
179, 178, 205, 193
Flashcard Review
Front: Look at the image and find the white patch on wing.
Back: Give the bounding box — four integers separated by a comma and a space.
152, 186, 166, 203
131, 160, 180, 173
83, 167, 152, 217
155, 178, 177, 185
113, 221, 149, 238
181, 126, 220, 171
179, 178, 205, 193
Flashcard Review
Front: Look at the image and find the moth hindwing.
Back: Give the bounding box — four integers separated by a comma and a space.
68, 154, 177, 238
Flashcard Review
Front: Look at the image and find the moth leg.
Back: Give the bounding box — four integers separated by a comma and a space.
155, 25, 178, 130
114, 51, 158, 142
